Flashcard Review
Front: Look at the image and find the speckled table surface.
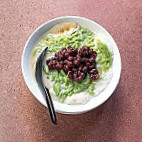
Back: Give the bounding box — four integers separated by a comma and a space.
0, 0, 142, 142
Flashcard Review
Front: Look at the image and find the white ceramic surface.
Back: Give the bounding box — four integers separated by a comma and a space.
21, 16, 121, 114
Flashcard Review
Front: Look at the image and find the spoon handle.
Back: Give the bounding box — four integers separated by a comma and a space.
43, 86, 57, 125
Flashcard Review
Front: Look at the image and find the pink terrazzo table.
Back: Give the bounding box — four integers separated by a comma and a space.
0, 0, 142, 142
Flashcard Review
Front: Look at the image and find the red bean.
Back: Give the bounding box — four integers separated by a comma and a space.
83, 46, 89, 50
64, 60, 68, 64
82, 58, 89, 63
76, 76, 83, 82
92, 51, 97, 57
73, 49, 78, 54
72, 68, 78, 72
60, 60, 64, 65
63, 65, 69, 73
89, 57, 94, 63
66, 61, 73, 67
79, 64, 84, 71
94, 74, 100, 79
67, 49, 73, 55
56, 63, 63, 69
86, 62, 90, 66
48, 62, 53, 70
77, 71, 82, 76
73, 60, 80, 66
83, 66, 88, 73
89, 65, 95, 70
81, 72, 85, 78
73, 73, 78, 78
76, 54, 81, 60
65, 52, 70, 58
90, 69, 98, 74
68, 56, 74, 61
55, 52, 58, 57
90, 74, 95, 80
46, 59, 50, 64
61, 48, 66, 51
68, 71, 74, 79
61, 48, 66, 55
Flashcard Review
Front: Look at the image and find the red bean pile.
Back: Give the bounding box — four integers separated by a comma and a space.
46, 46, 99, 82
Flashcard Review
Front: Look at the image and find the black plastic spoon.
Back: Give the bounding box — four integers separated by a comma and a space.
35, 47, 57, 125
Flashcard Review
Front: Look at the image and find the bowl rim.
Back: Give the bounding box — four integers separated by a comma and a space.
21, 16, 121, 114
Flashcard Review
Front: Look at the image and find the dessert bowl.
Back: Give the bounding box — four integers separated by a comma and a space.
21, 16, 121, 114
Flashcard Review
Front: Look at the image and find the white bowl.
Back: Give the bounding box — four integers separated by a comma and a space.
21, 16, 121, 114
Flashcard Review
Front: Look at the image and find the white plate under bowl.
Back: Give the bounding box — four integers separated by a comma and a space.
21, 16, 121, 114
